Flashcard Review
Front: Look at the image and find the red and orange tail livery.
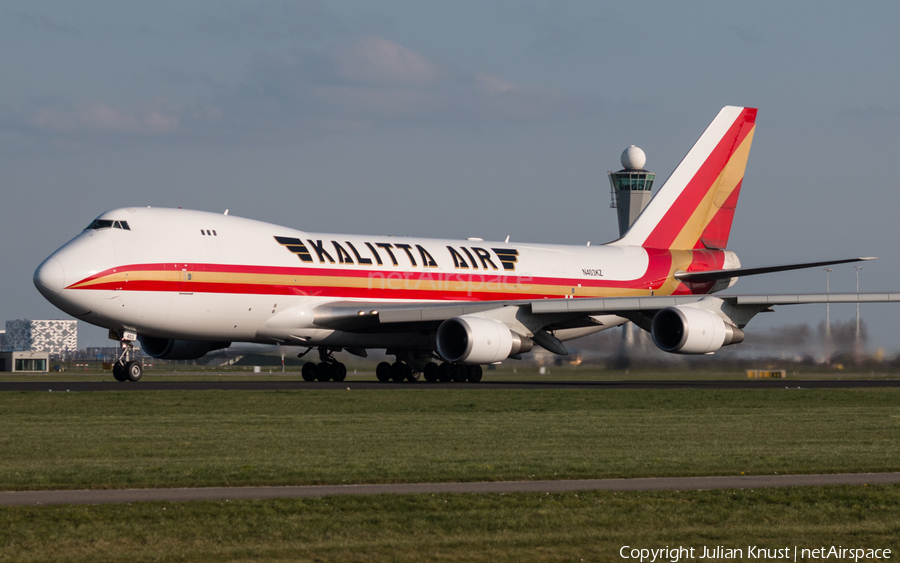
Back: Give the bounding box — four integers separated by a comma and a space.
613, 106, 757, 251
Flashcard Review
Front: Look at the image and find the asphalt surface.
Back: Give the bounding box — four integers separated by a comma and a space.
2, 379, 900, 392
2, 473, 899, 506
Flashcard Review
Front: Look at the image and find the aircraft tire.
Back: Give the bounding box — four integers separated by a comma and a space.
301, 362, 317, 382
314, 362, 333, 382
125, 361, 143, 382
112, 362, 127, 382
332, 363, 347, 382
423, 362, 439, 382
437, 363, 453, 382
466, 365, 483, 383
376, 362, 392, 382
451, 364, 468, 383
390, 361, 409, 382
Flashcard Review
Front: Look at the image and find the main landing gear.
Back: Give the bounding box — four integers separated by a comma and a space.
301, 347, 347, 382
111, 337, 142, 382
374, 361, 420, 382
298, 348, 485, 384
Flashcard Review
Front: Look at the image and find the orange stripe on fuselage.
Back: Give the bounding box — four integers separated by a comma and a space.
64, 249, 727, 301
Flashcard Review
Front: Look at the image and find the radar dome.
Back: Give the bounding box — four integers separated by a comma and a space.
621, 145, 647, 170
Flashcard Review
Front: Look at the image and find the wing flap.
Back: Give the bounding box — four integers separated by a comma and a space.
530, 296, 696, 314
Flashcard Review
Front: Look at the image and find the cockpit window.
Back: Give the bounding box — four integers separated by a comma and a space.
85, 219, 114, 230
85, 219, 131, 231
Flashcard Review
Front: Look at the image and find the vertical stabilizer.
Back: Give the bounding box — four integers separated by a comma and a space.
611, 106, 757, 250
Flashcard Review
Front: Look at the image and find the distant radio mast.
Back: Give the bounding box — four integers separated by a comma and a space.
608, 146, 655, 236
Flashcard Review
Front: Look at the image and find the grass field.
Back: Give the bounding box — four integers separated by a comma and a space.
1, 486, 898, 562
1, 388, 899, 491
2, 386, 899, 561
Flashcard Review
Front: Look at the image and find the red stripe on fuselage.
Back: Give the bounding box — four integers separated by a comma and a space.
65, 248, 699, 300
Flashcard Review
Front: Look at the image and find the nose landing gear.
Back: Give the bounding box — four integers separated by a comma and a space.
111, 333, 142, 382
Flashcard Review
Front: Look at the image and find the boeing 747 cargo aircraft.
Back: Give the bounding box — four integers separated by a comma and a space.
33, 106, 898, 382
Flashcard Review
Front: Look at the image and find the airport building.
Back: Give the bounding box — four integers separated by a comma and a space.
0, 351, 49, 372
4, 319, 77, 357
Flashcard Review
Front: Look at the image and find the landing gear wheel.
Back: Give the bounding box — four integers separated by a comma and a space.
332, 362, 347, 382
438, 363, 453, 382
423, 362, 439, 382
466, 365, 483, 383
112, 362, 127, 382
376, 362, 392, 382
301, 362, 316, 382
125, 361, 143, 382
315, 362, 333, 382
406, 370, 420, 382
452, 364, 468, 383
390, 361, 410, 382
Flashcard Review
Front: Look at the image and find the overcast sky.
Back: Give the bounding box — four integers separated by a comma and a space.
3, 1, 900, 353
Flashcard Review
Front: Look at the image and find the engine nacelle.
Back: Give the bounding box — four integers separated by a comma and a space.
436, 316, 533, 364
650, 306, 744, 355
139, 336, 231, 360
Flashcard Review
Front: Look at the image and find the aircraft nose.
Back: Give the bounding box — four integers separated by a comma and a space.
34, 258, 66, 298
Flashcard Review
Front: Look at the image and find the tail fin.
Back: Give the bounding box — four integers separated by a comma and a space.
611, 106, 757, 250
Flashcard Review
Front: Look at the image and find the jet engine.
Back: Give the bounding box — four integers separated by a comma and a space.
436, 316, 533, 364
139, 336, 231, 360
650, 306, 744, 355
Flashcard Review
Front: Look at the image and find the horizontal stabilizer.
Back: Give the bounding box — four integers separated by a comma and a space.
674, 257, 878, 283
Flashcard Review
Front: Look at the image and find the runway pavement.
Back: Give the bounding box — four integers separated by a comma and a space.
2, 473, 899, 506
2, 378, 900, 392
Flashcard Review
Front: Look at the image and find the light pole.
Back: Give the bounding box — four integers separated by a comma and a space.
855, 265, 863, 352
824, 268, 833, 356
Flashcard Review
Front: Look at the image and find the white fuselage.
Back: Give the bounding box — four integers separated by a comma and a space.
35, 207, 735, 348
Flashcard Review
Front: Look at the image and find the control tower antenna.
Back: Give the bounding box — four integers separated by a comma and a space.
608, 146, 655, 237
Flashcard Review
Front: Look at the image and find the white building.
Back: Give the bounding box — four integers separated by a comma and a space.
5, 320, 77, 356
0, 351, 49, 372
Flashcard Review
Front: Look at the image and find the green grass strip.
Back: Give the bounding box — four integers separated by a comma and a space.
1, 485, 898, 562
1, 389, 898, 491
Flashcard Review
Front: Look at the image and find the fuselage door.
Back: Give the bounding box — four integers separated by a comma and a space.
180, 268, 194, 295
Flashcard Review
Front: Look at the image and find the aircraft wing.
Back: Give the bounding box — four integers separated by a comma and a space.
530, 292, 900, 314
312, 300, 528, 330
313, 292, 900, 332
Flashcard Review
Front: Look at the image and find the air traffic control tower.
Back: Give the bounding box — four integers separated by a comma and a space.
608, 146, 655, 236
